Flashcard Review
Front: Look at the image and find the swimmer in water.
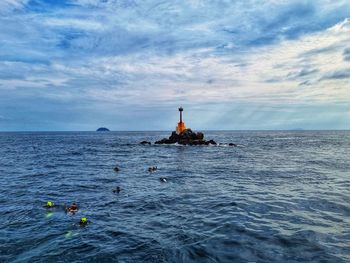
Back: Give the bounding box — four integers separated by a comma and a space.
113, 186, 121, 193
79, 217, 88, 226
159, 177, 167, 183
66, 202, 78, 213
43, 201, 57, 209
114, 166, 120, 172
148, 166, 158, 172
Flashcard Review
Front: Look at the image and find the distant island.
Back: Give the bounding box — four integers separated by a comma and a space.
96, 127, 110, 132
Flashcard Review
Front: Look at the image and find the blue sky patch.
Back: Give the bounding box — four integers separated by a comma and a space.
0, 0, 349, 130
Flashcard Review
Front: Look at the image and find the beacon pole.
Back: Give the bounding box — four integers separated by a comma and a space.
179, 107, 183, 123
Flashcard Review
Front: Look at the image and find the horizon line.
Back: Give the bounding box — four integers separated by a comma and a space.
0, 129, 349, 132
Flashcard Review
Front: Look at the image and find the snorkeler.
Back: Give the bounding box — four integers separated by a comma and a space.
79, 217, 89, 226
114, 166, 120, 172
148, 166, 158, 172
159, 177, 167, 183
43, 201, 58, 209
66, 202, 78, 213
113, 186, 121, 193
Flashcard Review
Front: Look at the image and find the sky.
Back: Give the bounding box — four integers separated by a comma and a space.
0, 0, 350, 131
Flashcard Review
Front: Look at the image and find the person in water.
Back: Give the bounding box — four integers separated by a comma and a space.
159, 177, 167, 183
66, 202, 78, 213
113, 186, 121, 193
43, 201, 58, 209
79, 217, 89, 226
148, 166, 158, 172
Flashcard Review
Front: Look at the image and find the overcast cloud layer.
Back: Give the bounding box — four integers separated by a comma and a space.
0, 0, 350, 131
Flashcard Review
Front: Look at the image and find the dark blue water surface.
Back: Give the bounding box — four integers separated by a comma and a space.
0, 131, 349, 263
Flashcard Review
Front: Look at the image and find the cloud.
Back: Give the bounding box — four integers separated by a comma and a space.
287, 68, 319, 79
343, 47, 350, 61
250, 17, 350, 101
320, 68, 350, 80
0, 0, 28, 11
43, 18, 104, 30
301, 44, 342, 57
0, 1, 350, 130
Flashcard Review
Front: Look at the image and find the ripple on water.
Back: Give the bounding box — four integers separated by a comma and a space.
0, 131, 349, 262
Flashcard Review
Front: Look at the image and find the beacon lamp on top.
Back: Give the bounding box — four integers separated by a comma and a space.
176, 107, 186, 134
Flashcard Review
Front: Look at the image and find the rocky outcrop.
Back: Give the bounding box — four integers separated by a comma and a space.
155, 129, 217, 145
140, 141, 151, 145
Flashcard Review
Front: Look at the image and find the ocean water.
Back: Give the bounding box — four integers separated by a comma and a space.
0, 131, 349, 263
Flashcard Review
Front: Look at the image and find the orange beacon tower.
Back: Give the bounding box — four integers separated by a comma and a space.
176, 107, 186, 134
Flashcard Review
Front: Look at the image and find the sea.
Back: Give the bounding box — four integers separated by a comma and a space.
0, 131, 349, 263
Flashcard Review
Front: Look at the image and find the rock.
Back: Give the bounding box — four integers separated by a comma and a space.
169, 131, 180, 142
155, 138, 173, 145
229, 143, 237, 147
189, 140, 202, 146
207, 139, 217, 145
154, 129, 216, 146
196, 132, 204, 140
96, 127, 110, 132
140, 141, 151, 145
